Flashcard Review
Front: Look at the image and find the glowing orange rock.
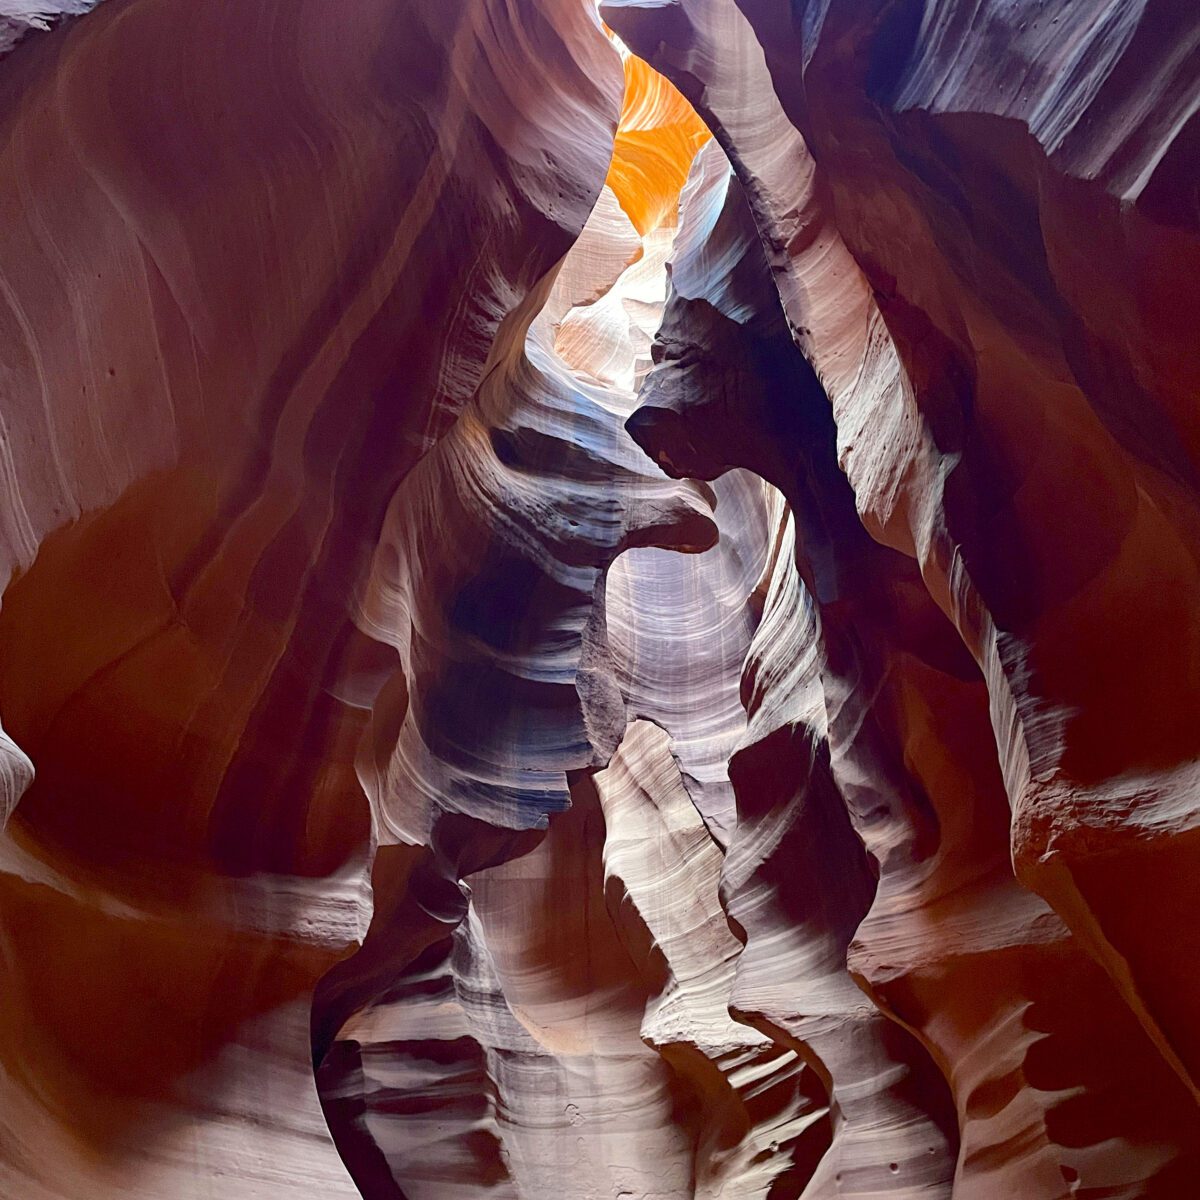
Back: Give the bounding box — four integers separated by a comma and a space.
605, 51, 710, 236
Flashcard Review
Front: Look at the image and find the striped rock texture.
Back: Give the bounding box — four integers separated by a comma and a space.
2, 1, 1199, 1198
0, 2, 102, 57
0, 1, 623, 1196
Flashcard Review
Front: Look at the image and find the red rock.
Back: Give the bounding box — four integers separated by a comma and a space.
2, 1, 1198, 1196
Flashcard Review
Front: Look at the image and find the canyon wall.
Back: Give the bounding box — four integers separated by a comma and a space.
2, 1, 1198, 1198
0, 1, 623, 1195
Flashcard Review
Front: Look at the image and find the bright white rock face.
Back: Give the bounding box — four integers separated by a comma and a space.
0, 1, 101, 55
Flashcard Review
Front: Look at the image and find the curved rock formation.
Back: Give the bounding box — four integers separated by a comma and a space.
308, 39, 732, 1198
728, 0, 1200, 1109
0, 2, 100, 57
621, 127, 1200, 1196
0, 1, 624, 1195
2, 1, 1199, 1197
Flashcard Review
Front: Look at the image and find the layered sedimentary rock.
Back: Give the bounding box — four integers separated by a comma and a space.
0, 2, 101, 56
308, 56, 806, 1196
3, 1, 1199, 1198
609, 0, 1200, 1195
0, 1, 624, 1196
735, 0, 1200, 1105
622, 125, 1200, 1195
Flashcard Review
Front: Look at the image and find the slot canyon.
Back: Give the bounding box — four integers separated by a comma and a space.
1, 1, 1199, 1197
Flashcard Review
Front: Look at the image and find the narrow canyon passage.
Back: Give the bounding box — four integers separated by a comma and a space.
1, 3, 1199, 1200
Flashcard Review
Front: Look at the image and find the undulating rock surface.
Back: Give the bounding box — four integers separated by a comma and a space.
0, 2, 101, 57
0, 1, 622, 1195
2, 1, 1198, 1198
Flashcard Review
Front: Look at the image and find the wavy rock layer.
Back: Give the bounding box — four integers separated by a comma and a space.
0, 2, 101, 57
0, 1, 621, 1196
2, 2, 1198, 1199
607, 0, 1200, 1194
625, 127, 1200, 1198
727, 0, 1200, 1110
